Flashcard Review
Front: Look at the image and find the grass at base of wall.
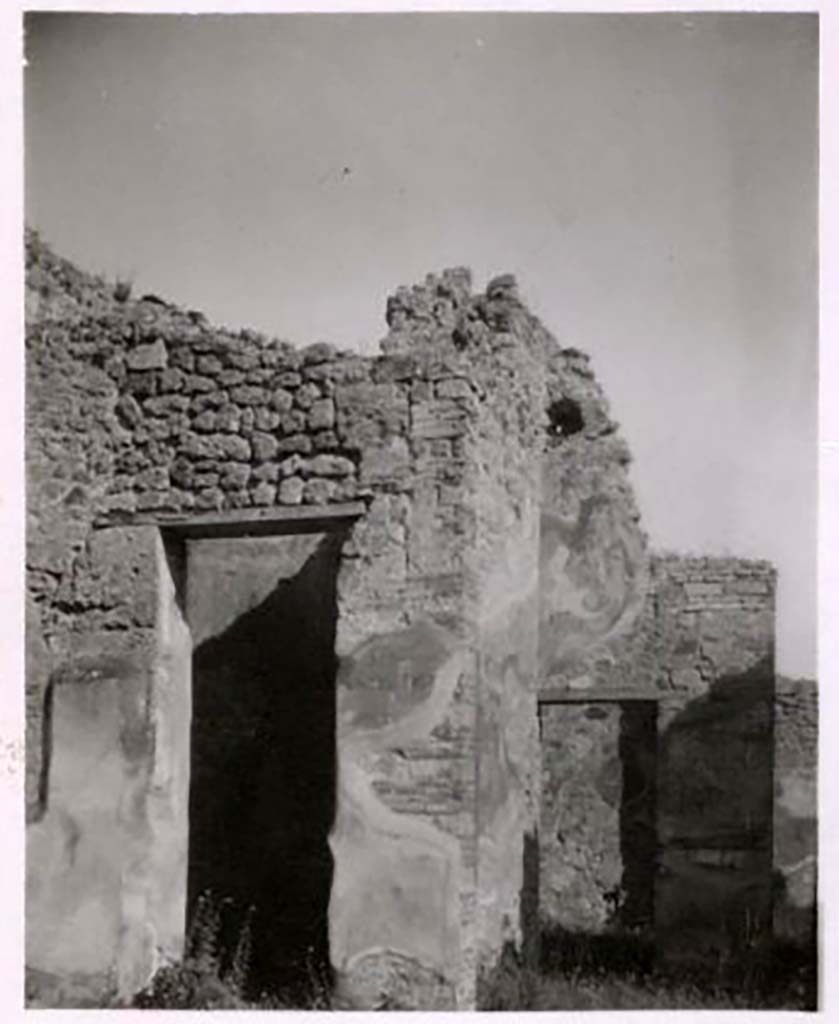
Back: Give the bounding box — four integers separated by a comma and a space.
117, 895, 817, 1011
127, 893, 333, 1011
478, 930, 817, 1011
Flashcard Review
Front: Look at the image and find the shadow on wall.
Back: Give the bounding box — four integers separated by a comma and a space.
538, 655, 816, 972
520, 828, 541, 969
656, 657, 776, 964
538, 701, 656, 938
187, 532, 343, 999
530, 656, 816, 1007
33, 668, 54, 824
772, 678, 818, 952
617, 702, 657, 931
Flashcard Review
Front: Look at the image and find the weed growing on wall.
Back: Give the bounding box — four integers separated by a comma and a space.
132, 893, 250, 1009
113, 276, 133, 302
131, 892, 333, 1010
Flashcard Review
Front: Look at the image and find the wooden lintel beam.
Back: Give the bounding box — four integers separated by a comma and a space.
94, 501, 367, 538
538, 687, 664, 704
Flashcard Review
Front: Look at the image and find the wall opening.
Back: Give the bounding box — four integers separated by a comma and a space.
185, 527, 346, 999
538, 699, 657, 951
547, 397, 585, 438
617, 702, 658, 931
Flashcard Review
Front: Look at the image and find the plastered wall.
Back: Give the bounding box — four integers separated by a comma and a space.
538, 555, 777, 965
25, 231, 812, 1009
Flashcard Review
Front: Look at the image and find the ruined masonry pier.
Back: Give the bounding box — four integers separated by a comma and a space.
25, 233, 804, 1008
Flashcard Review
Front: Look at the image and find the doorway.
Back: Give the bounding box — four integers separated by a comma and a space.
185, 528, 344, 998
538, 699, 658, 938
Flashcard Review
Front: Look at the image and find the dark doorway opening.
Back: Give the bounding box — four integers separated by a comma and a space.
617, 701, 658, 932
185, 529, 344, 1000
538, 698, 657, 944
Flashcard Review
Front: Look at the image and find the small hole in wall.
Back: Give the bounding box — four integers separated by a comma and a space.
547, 397, 585, 437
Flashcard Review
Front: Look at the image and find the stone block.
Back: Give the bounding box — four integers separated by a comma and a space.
218, 368, 245, 387
308, 398, 336, 431
411, 400, 470, 440
215, 404, 242, 432
254, 407, 279, 431
230, 385, 269, 406
159, 368, 184, 392
276, 433, 312, 454
251, 481, 276, 507
215, 434, 251, 461
105, 491, 137, 515
167, 347, 195, 372
182, 374, 215, 393
191, 389, 227, 412
192, 410, 216, 432
115, 394, 143, 428
278, 454, 304, 477
193, 468, 220, 489
278, 409, 305, 434
221, 463, 251, 491
126, 339, 167, 371
277, 476, 304, 505
302, 341, 336, 365
196, 354, 223, 376
313, 429, 339, 450
251, 432, 278, 462
195, 487, 224, 510
360, 436, 411, 487
224, 344, 261, 371
306, 454, 356, 478
303, 477, 337, 504
294, 382, 321, 409
435, 378, 474, 401
253, 462, 280, 482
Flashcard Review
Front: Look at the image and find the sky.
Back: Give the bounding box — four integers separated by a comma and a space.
23, 11, 818, 677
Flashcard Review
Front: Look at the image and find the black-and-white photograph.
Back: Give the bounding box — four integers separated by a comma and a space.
20, 7, 818, 1012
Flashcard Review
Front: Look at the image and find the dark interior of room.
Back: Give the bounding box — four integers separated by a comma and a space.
186, 531, 343, 1000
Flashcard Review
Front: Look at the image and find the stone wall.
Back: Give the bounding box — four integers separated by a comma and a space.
327, 273, 482, 1009
538, 555, 778, 965
329, 271, 550, 1006
26, 234, 125, 822
25, 231, 810, 1008
538, 343, 648, 699
466, 278, 545, 983
536, 314, 651, 938
26, 526, 191, 1007
539, 701, 657, 935
26, 235, 195, 1003
650, 557, 776, 964
540, 702, 625, 931
24, 235, 569, 1008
